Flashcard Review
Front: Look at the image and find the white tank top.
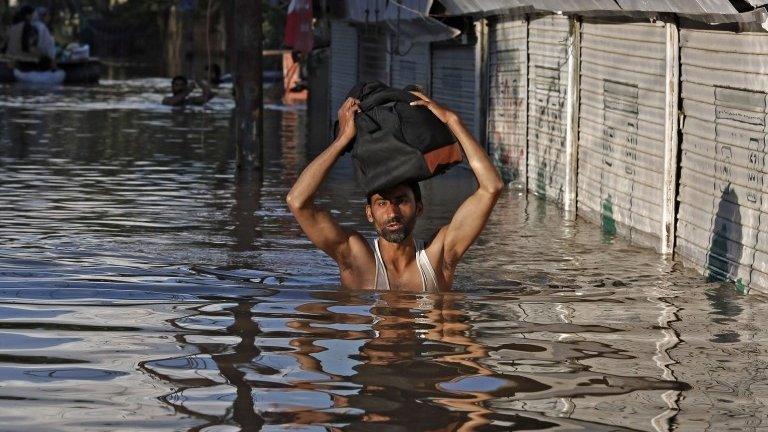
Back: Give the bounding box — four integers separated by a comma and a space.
372, 238, 439, 292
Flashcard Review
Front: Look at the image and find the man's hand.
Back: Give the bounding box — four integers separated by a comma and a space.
409, 91, 457, 125
337, 97, 360, 142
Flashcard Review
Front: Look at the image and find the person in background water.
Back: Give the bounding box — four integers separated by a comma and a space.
286, 92, 503, 292
162, 75, 214, 106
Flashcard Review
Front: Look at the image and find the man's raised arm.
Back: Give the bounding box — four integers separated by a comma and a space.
409, 92, 504, 267
162, 83, 194, 106
286, 97, 361, 262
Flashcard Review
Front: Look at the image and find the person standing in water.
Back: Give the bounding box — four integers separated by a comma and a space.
162, 75, 214, 106
286, 92, 503, 292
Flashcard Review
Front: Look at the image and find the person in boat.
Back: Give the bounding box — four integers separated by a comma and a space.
4, 6, 57, 63
30, 7, 56, 62
286, 93, 503, 292
162, 75, 214, 106
3, 5, 34, 57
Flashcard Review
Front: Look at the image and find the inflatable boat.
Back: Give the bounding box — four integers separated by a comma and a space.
0, 56, 101, 84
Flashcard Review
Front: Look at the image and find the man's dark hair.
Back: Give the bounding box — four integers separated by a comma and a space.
171, 75, 188, 86
366, 181, 421, 205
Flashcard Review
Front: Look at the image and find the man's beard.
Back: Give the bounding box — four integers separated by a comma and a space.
377, 216, 412, 243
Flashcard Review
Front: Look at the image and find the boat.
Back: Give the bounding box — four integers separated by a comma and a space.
0, 55, 101, 84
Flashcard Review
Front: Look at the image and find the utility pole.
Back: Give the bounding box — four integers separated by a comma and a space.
229, 0, 264, 172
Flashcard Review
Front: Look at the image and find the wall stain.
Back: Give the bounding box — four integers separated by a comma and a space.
601, 195, 617, 239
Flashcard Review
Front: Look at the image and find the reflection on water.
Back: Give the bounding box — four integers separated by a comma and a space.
1, 80, 768, 431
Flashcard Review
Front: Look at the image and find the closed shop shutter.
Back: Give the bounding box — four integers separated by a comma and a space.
577, 20, 667, 249
527, 15, 569, 201
390, 42, 430, 91
330, 21, 358, 121
432, 44, 480, 139
677, 28, 768, 291
358, 26, 390, 84
487, 16, 527, 188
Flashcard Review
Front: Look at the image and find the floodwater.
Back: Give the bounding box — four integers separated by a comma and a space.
1, 80, 767, 432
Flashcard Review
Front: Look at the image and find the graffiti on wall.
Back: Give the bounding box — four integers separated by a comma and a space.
600, 80, 639, 230
531, 65, 564, 199
714, 87, 766, 202
602, 80, 639, 173
488, 48, 525, 186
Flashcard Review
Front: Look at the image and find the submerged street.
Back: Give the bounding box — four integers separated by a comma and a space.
1, 80, 767, 431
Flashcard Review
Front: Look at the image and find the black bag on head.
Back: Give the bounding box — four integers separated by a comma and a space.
337, 81, 462, 196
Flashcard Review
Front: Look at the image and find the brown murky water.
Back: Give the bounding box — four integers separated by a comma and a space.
1, 80, 767, 431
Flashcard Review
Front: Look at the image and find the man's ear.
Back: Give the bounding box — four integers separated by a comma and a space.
365, 204, 373, 223
416, 201, 423, 216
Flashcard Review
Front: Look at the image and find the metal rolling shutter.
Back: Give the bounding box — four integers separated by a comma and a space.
390, 42, 430, 91
527, 15, 569, 201
487, 16, 527, 188
432, 44, 479, 139
577, 20, 667, 249
358, 26, 390, 84
677, 29, 768, 291
330, 21, 358, 121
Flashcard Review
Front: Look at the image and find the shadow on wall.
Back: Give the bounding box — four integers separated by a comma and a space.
706, 185, 743, 288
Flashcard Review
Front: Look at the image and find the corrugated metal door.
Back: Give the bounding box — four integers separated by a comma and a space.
677, 28, 768, 291
358, 26, 390, 84
432, 44, 479, 138
577, 20, 667, 249
487, 16, 527, 188
390, 42, 430, 91
527, 15, 569, 201
330, 21, 358, 121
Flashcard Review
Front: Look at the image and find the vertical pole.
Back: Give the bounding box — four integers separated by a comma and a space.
563, 16, 581, 220
661, 19, 680, 255
231, 0, 264, 171
523, 15, 529, 192
182, 3, 195, 77
478, 18, 489, 150
165, 4, 183, 76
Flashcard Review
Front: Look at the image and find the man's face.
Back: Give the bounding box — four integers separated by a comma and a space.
171, 79, 187, 95
365, 184, 422, 244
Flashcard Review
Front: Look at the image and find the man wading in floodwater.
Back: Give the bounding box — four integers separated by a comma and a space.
286, 92, 503, 292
